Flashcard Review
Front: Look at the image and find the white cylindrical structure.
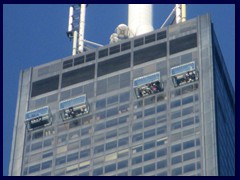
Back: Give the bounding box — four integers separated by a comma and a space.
68, 6, 74, 32
78, 4, 87, 53
72, 31, 78, 55
128, 4, 154, 37
181, 4, 186, 22
175, 4, 181, 24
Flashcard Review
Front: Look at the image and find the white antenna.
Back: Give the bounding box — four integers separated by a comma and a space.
160, 4, 187, 28
78, 4, 87, 53
128, 4, 154, 37
67, 4, 103, 55
68, 6, 74, 33
176, 4, 186, 24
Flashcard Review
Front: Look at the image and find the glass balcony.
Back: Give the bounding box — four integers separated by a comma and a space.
59, 94, 89, 121
133, 72, 164, 99
25, 106, 52, 131
171, 62, 199, 87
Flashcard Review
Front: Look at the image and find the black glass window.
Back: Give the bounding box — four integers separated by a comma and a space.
157, 31, 166, 40
31, 75, 59, 97
97, 53, 130, 77
110, 45, 120, 55
61, 65, 95, 88
98, 49, 108, 58
134, 42, 167, 66
86, 53, 95, 62
121, 42, 131, 51
63, 59, 73, 69
170, 33, 197, 55
74, 56, 84, 66
145, 34, 156, 44
134, 38, 144, 47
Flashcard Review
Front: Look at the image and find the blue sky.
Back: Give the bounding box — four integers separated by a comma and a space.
3, 4, 235, 176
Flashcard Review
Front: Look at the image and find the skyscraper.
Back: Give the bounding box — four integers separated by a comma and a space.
9, 13, 234, 176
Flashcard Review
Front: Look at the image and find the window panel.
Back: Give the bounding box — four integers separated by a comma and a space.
132, 133, 142, 142
121, 42, 131, 51
67, 152, 79, 162
106, 118, 118, 128
74, 56, 84, 65
134, 37, 144, 47
98, 53, 131, 77
171, 121, 181, 130
132, 167, 142, 176
109, 45, 120, 55
157, 126, 167, 135
157, 159, 167, 169
157, 148, 167, 158
182, 117, 195, 127
132, 156, 142, 165
145, 34, 156, 44
170, 33, 197, 55
86, 52, 95, 62
80, 149, 90, 158
107, 107, 118, 118
61, 65, 95, 88
98, 48, 108, 58
97, 79, 107, 95
144, 129, 156, 139
144, 107, 155, 117
157, 31, 166, 40
106, 130, 117, 139
172, 167, 182, 176
171, 143, 182, 153
182, 106, 194, 116
183, 151, 195, 161
105, 163, 116, 173
107, 95, 118, 106
106, 140, 117, 150
144, 151, 155, 161
120, 92, 130, 103
171, 100, 181, 108
93, 167, 103, 176
94, 145, 104, 154
183, 163, 196, 173
134, 43, 167, 66
183, 139, 195, 150
63, 59, 73, 69
157, 104, 167, 113
55, 156, 66, 166
132, 122, 143, 131
118, 160, 128, 169
29, 164, 41, 174
144, 163, 155, 173
31, 75, 59, 97
182, 96, 194, 105
80, 138, 91, 147
171, 110, 181, 119
118, 137, 129, 147
171, 155, 182, 165
120, 72, 130, 88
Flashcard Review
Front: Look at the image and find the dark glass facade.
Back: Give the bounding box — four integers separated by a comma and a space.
9, 14, 234, 176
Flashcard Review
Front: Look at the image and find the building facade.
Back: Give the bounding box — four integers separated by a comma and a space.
9, 14, 235, 176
